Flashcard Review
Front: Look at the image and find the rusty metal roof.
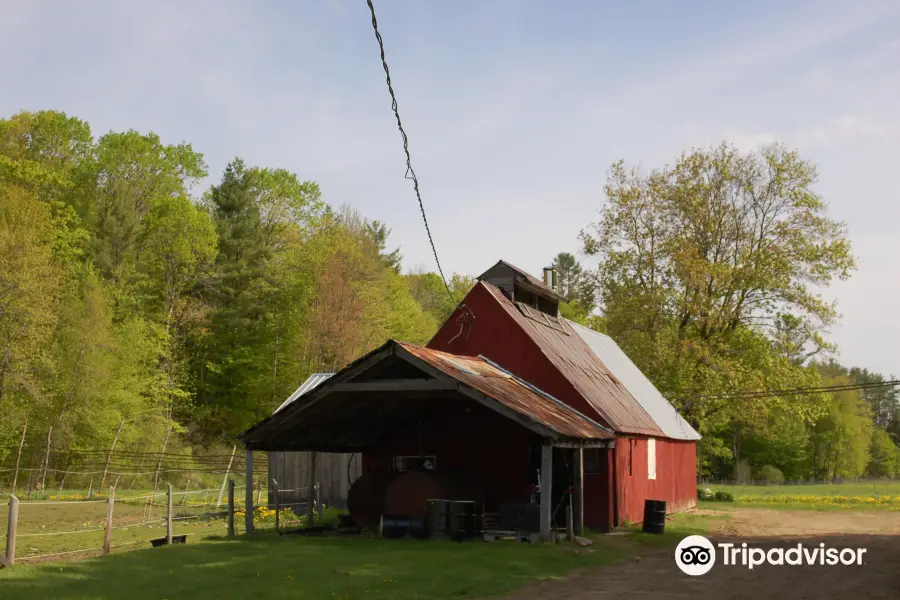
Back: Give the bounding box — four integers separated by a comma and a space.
240, 339, 614, 451
480, 281, 666, 437
397, 342, 614, 441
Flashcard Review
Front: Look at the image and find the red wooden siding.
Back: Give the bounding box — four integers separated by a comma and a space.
614, 436, 697, 523
429, 284, 604, 427
361, 400, 535, 512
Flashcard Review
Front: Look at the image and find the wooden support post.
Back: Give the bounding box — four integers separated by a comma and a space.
4, 495, 18, 567
40, 426, 52, 492
573, 447, 584, 537
227, 479, 235, 537
245, 449, 254, 534
11, 418, 27, 494
566, 500, 574, 541
540, 442, 553, 542
307, 452, 317, 525
273, 479, 280, 534
100, 417, 125, 491
316, 482, 322, 520
166, 483, 173, 546
216, 445, 237, 509
103, 486, 115, 556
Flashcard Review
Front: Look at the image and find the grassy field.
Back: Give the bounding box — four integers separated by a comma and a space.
0, 511, 717, 599
703, 480, 900, 510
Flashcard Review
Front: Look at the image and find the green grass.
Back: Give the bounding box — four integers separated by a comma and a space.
0, 531, 630, 600
704, 480, 900, 498
700, 480, 900, 511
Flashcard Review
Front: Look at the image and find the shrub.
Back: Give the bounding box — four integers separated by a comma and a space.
755, 465, 785, 484
697, 487, 715, 501
714, 491, 734, 502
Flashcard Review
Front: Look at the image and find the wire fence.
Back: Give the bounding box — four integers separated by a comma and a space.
2, 474, 331, 567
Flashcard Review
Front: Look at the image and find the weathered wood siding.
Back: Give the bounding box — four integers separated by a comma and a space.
268, 451, 361, 509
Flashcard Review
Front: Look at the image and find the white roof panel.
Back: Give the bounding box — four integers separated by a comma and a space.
273, 372, 335, 414
565, 320, 701, 441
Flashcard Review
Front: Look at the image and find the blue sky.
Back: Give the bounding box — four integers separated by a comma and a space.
2, 0, 899, 375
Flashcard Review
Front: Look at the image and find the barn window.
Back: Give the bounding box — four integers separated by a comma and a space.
647, 438, 657, 480
392, 455, 436, 473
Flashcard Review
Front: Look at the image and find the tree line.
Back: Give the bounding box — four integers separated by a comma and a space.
2, 110, 896, 485
0, 110, 472, 482
560, 143, 900, 481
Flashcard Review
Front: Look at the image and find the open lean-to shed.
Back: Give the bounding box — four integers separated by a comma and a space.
240, 339, 615, 538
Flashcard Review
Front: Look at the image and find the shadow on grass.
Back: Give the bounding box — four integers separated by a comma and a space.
0, 531, 627, 600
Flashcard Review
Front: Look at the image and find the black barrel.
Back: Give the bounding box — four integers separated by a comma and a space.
642, 499, 666, 534
380, 515, 428, 540
426, 499, 451, 537
448, 500, 478, 541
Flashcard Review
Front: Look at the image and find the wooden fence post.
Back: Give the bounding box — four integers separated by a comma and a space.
181, 479, 190, 506
100, 417, 125, 491
103, 486, 115, 555
3, 495, 18, 568
216, 446, 237, 509
166, 483, 173, 546
87, 477, 94, 500
11, 418, 27, 494
227, 479, 235, 537
256, 478, 263, 507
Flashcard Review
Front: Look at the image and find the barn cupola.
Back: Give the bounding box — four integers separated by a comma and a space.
477, 260, 568, 317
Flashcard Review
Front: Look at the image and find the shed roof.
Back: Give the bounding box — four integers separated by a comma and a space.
565, 321, 701, 441
480, 280, 666, 437
240, 340, 614, 452
274, 372, 334, 414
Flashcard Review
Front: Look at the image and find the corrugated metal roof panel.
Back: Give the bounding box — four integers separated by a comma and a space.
398, 342, 614, 441
274, 372, 335, 414
480, 281, 666, 437
566, 321, 701, 441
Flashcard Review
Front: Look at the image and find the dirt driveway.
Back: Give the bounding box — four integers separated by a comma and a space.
503, 508, 900, 599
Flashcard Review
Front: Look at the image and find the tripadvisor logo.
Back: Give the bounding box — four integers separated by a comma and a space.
675, 535, 868, 576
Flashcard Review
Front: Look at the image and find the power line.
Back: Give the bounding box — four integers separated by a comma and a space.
694, 379, 900, 401
365, 0, 455, 304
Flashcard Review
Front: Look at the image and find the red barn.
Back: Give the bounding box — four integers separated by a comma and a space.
241, 259, 698, 537
428, 261, 700, 528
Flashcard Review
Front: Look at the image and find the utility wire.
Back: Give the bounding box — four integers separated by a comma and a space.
365, 0, 455, 304
693, 379, 900, 401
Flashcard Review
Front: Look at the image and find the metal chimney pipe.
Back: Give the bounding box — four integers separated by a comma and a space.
551, 269, 558, 291
543, 268, 552, 287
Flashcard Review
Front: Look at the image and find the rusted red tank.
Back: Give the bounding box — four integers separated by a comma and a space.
347, 471, 398, 530
382, 471, 483, 518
